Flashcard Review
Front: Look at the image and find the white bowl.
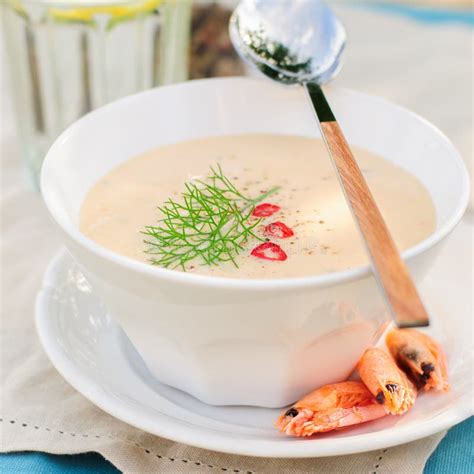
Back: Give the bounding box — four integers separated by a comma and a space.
41, 77, 470, 408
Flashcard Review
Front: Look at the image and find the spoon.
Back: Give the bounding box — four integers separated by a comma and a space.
230, 0, 429, 328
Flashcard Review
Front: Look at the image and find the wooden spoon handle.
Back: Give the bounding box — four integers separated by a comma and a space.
305, 83, 429, 328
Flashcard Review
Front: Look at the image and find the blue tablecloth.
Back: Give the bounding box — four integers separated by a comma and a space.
359, 2, 473, 27
1, 417, 472, 473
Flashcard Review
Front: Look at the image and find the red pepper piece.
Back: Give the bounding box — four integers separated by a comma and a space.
264, 221, 294, 239
252, 203, 281, 217
251, 242, 287, 261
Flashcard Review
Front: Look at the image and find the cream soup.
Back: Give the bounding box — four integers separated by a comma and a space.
80, 134, 436, 279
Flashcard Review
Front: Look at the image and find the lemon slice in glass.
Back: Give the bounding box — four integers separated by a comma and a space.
48, 0, 162, 28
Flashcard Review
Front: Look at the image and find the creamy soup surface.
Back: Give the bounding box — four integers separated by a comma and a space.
80, 134, 436, 279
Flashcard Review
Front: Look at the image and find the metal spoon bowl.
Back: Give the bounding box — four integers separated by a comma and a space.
229, 0, 346, 85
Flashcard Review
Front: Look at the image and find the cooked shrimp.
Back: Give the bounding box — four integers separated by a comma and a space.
386, 329, 449, 392
276, 381, 387, 437
357, 348, 416, 415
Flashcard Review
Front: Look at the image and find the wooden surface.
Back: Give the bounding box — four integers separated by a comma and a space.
320, 121, 430, 328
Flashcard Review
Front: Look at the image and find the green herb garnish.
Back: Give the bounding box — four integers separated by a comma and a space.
143, 165, 280, 270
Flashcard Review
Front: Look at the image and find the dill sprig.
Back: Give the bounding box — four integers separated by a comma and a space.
143, 165, 280, 270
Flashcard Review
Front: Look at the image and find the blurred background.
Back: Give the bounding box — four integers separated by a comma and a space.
1, 0, 472, 205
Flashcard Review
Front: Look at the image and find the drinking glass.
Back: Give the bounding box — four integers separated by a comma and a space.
3, 0, 191, 186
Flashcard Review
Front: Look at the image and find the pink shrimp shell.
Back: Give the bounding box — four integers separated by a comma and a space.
276, 404, 387, 437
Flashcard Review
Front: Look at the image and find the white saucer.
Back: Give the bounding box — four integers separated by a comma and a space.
35, 220, 473, 458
